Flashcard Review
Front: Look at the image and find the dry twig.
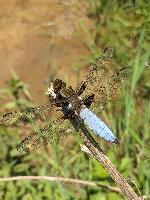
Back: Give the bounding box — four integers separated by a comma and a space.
75, 116, 143, 200
0, 176, 121, 193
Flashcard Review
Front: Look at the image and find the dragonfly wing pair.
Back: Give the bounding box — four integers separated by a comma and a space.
0, 46, 132, 153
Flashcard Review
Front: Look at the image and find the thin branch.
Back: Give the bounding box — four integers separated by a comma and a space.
0, 176, 121, 193
70, 116, 142, 200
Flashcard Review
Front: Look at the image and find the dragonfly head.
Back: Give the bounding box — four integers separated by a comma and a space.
53, 79, 66, 93
45, 82, 56, 99
46, 79, 67, 99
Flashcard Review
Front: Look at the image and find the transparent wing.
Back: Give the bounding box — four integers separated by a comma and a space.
16, 121, 68, 153
77, 48, 132, 114
16, 104, 73, 153
89, 66, 132, 113
76, 46, 114, 96
0, 103, 50, 127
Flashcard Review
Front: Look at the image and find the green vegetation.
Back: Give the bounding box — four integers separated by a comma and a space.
0, 1, 150, 199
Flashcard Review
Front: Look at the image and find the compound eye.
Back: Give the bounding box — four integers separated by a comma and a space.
53, 79, 66, 92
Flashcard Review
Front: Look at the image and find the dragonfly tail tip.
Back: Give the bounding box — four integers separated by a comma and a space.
114, 139, 119, 144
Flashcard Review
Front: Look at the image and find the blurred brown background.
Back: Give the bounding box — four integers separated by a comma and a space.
0, 0, 90, 103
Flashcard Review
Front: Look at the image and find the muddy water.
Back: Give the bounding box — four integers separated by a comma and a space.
0, 0, 90, 104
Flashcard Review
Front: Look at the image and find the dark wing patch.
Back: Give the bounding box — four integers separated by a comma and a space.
76, 46, 115, 97
76, 47, 132, 114
82, 66, 132, 114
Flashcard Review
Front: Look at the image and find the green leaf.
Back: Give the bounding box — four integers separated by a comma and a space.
107, 192, 122, 200
13, 163, 28, 173
119, 157, 131, 172
90, 191, 105, 200
4, 102, 17, 109
22, 193, 33, 200
92, 159, 109, 179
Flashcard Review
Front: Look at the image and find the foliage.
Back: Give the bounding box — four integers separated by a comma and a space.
0, 1, 150, 199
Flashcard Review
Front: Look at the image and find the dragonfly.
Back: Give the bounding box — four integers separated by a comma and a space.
0, 46, 131, 153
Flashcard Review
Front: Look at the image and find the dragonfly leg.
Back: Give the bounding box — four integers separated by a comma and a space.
76, 82, 86, 96
83, 94, 95, 108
